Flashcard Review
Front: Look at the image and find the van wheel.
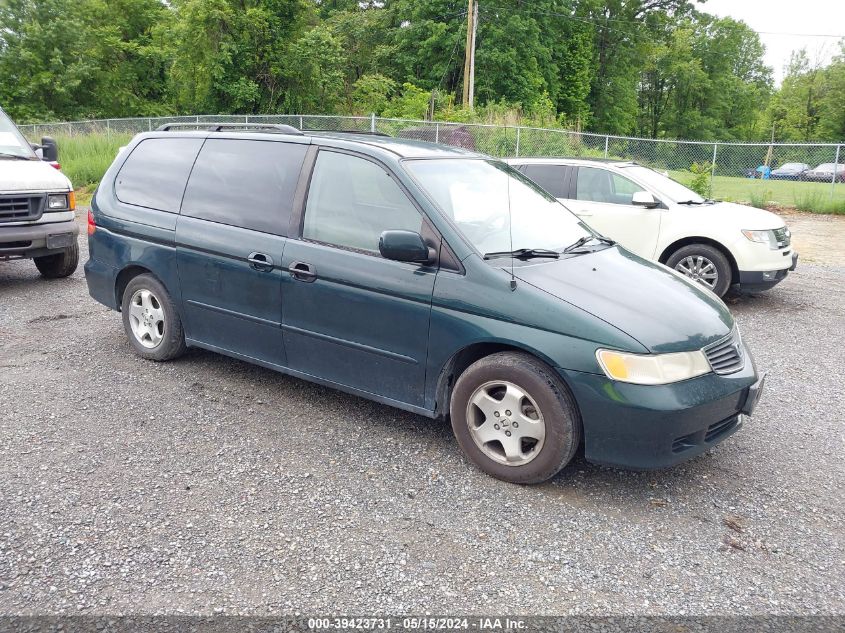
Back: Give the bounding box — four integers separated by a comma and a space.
34, 242, 79, 279
121, 274, 186, 361
449, 352, 581, 484
666, 244, 732, 297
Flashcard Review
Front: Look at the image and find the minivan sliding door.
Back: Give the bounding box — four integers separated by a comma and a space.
176, 138, 307, 366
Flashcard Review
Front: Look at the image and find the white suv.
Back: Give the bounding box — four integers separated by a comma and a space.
506, 158, 797, 297
0, 107, 78, 278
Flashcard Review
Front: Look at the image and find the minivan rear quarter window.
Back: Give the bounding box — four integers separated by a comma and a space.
181, 139, 307, 235
116, 138, 204, 213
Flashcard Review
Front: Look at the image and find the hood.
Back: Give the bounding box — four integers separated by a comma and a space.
700, 201, 784, 230
0, 159, 72, 193
512, 246, 733, 353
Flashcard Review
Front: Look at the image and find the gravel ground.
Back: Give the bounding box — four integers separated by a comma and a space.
0, 212, 843, 616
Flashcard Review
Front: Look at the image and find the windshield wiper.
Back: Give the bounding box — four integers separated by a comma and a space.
484, 248, 560, 260
0, 152, 33, 160
677, 199, 713, 205
562, 235, 615, 253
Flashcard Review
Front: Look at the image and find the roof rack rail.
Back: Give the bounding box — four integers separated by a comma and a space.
155, 122, 304, 135
303, 128, 392, 137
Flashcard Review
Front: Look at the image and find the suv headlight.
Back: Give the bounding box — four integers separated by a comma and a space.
46, 193, 74, 211
741, 229, 778, 249
596, 349, 711, 385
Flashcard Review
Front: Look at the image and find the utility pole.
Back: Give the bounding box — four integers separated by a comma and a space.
462, 0, 477, 109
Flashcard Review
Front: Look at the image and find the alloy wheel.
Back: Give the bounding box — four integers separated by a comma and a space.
675, 255, 719, 290
128, 288, 165, 349
465, 380, 546, 466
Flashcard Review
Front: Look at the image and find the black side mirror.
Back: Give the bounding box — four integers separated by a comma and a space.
40, 136, 58, 162
379, 230, 435, 264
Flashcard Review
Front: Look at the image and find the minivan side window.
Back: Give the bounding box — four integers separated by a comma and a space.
521, 164, 568, 198
115, 138, 204, 213
181, 139, 307, 235
302, 151, 423, 254
576, 167, 644, 205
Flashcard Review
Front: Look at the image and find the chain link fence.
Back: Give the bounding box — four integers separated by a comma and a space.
18, 114, 844, 209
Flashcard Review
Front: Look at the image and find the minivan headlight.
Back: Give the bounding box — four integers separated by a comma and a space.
596, 349, 711, 385
741, 229, 777, 249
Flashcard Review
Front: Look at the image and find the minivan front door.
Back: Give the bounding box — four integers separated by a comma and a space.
281, 150, 436, 408
567, 166, 662, 259
176, 138, 308, 366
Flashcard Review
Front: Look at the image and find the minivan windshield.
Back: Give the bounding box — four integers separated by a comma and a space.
404, 158, 592, 256
619, 165, 705, 204
0, 109, 37, 160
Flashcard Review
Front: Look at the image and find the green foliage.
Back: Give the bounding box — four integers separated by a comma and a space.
687, 162, 713, 197
766, 45, 845, 142
747, 190, 770, 210
351, 74, 396, 115
51, 134, 133, 187
382, 83, 431, 120
3, 0, 843, 146
795, 192, 845, 215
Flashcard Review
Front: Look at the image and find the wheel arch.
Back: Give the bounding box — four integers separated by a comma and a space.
114, 264, 161, 310
658, 236, 739, 284
432, 340, 574, 421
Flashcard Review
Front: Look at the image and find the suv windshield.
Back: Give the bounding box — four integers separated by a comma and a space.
620, 165, 705, 204
404, 158, 591, 255
0, 109, 37, 159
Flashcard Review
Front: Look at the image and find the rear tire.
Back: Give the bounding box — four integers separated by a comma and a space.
121, 274, 186, 361
449, 352, 581, 484
666, 243, 732, 297
34, 241, 78, 279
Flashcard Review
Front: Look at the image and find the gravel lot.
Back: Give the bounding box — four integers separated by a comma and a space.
0, 212, 843, 616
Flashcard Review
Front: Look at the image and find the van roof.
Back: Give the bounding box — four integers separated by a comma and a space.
151, 124, 485, 160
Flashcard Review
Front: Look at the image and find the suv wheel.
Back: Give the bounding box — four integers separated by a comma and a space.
33, 242, 79, 279
449, 352, 581, 484
666, 244, 732, 297
121, 274, 186, 361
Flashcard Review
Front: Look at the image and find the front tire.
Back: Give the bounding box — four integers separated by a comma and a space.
666, 243, 732, 297
449, 352, 581, 484
34, 242, 79, 279
121, 274, 186, 361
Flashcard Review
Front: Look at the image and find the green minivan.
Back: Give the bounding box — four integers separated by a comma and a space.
85, 125, 764, 484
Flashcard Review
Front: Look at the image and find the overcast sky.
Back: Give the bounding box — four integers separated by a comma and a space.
698, 0, 845, 83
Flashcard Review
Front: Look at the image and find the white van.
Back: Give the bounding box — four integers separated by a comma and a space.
0, 107, 78, 278
506, 158, 798, 297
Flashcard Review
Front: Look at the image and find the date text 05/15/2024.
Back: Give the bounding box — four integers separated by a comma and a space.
308, 617, 527, 630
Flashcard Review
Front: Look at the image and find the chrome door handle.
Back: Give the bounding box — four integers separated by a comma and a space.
247, 252, 274, 272
289, 261, 317, 282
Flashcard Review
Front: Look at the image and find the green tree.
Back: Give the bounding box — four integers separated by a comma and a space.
284, 24, 348, 113
351, 73, 397, 115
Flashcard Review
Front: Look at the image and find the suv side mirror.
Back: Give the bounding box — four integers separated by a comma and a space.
40, 136, 58, 162
379, 230, 435, 264
632, 190, 659, 208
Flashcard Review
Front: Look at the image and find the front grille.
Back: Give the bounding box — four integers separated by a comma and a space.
704, 329, 744, 375
773, 226, 791, 249
0, 195, 42, 223
705, 414, 740, 443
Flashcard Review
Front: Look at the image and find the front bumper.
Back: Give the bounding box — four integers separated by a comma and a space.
738, 252, 798, 291
559, 345, 760, 469
0, 218, 79, 259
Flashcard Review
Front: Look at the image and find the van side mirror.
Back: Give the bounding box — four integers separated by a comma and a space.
40, 136, 58, 162
379, 230, 435, 264
632, 190, 659, 208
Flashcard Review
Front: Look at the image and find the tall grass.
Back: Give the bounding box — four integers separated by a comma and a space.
794, 191, 845, 215
54, 133, 134, 188
747, 190, 771, 209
